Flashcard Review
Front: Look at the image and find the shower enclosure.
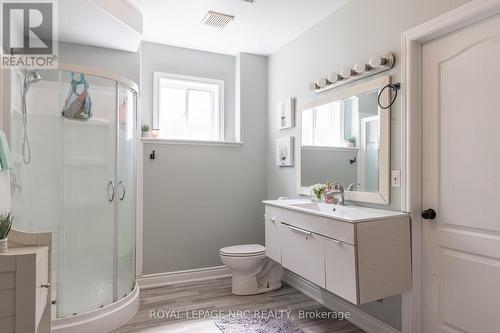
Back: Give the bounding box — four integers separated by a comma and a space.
5, 66, 138, 327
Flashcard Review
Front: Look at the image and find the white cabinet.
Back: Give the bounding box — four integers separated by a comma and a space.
264, 211, 281, 263
281, 223, 325, 288
324, 238, 357, 304
0, 229, 52, 333
264, 203, 411, 305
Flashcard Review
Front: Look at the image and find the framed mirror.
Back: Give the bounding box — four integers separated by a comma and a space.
297, 76, 391, 204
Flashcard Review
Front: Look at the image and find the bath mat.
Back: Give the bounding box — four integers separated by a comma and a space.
214, 309, 304, 333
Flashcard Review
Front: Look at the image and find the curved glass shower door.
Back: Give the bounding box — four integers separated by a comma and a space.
116, 84, 136, 300
8, 68, 137, 319
59, 73, 117, 317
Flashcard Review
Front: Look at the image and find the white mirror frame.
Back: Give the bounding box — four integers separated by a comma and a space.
296, 75, 391, 205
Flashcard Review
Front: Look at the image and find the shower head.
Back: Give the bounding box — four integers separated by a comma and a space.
24, 70, 42, 91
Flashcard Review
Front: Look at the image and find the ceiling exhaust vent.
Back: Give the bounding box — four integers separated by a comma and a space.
202, 11, 235, 29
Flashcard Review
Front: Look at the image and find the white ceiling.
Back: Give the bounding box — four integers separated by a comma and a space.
127, 0, 350, 55
58, 0, 142, 52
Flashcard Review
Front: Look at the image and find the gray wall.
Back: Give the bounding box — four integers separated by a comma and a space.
142, 53, 267, 274
301, 148, 357, 187
141, 42, 237, 141
59, 42, 141, 84
266, 0, 469, 328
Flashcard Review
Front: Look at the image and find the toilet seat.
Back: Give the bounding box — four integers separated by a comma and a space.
220, 244, 265, 257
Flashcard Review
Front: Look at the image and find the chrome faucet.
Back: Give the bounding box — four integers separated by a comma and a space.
348, 182, 360, 191
326, 182, 345, 205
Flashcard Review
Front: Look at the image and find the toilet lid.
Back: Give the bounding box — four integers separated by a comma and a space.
220, 244, 266, 257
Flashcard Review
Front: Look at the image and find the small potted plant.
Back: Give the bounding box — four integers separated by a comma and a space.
311, 183, 326, 202
344, 136, 356, 148
0, 212, 13, 254
141, 124, 151, 138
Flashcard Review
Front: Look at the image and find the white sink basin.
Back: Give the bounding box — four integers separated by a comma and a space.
263, 199, 407, 223
290, 202, 348, 214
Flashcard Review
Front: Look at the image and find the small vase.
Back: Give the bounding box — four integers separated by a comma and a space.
312, 196, 322, 203
141, 131, 150, 138
0, 238, 7, 254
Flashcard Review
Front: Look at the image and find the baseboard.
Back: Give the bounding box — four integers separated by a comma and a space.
283, 271, 400, 333
138, 265, 232, 290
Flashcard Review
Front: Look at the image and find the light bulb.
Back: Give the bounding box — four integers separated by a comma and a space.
308, 82, 318, 91
327, 72, 340, 83
369, 55, 387, 68
340, 67, 354, 79
354, 63, 370, 74
316, 77, 328, 88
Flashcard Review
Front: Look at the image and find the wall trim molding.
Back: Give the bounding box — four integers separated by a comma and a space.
141, 138, 244, 147
400, 1, 500, 333
283, 271, 400, 333
138, 266, 232, 290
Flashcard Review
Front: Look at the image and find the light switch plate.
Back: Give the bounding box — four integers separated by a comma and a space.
391, 170, 401, 188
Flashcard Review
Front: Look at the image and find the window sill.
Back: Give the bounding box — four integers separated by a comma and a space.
301, 145, 359, 152
141, 138, 244, 147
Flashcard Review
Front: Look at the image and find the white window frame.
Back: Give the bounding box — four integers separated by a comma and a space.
303, 100, 346, 147
153, 72, 225, 141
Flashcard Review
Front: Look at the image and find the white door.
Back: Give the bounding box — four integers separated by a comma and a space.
422, 14, 500, 333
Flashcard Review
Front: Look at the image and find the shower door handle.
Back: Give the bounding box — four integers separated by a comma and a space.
107, 181, 115, 202
118, 181, 126, 201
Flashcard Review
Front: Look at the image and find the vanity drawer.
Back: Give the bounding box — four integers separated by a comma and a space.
281, 223, 325, 288
325, 238, 358, 304
265, 206, 286, 221
277, 207, 355, 245
265, 214, 281, 263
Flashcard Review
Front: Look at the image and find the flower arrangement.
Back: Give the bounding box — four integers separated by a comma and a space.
311, 183, 327, 201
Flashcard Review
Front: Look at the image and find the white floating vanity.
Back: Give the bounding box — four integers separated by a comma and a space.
263, 199, 411, 305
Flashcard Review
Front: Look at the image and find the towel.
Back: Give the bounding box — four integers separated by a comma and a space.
0, 130, 13, 171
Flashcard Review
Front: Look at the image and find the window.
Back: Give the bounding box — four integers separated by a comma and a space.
302, 97, 359, 147
154, 72, 224, 141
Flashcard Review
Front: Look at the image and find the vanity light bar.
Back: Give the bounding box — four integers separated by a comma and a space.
309, 53, 396, 94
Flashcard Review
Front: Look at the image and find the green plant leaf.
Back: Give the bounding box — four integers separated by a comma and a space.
0, 212, 14, 240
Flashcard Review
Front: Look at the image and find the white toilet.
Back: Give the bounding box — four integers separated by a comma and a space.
219, 244, 282, 295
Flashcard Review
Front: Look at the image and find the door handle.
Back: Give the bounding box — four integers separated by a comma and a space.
107, 181, 115, 202
118, 181, 126, 201
421, 208, 436, 220
283, 223, 313, 236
